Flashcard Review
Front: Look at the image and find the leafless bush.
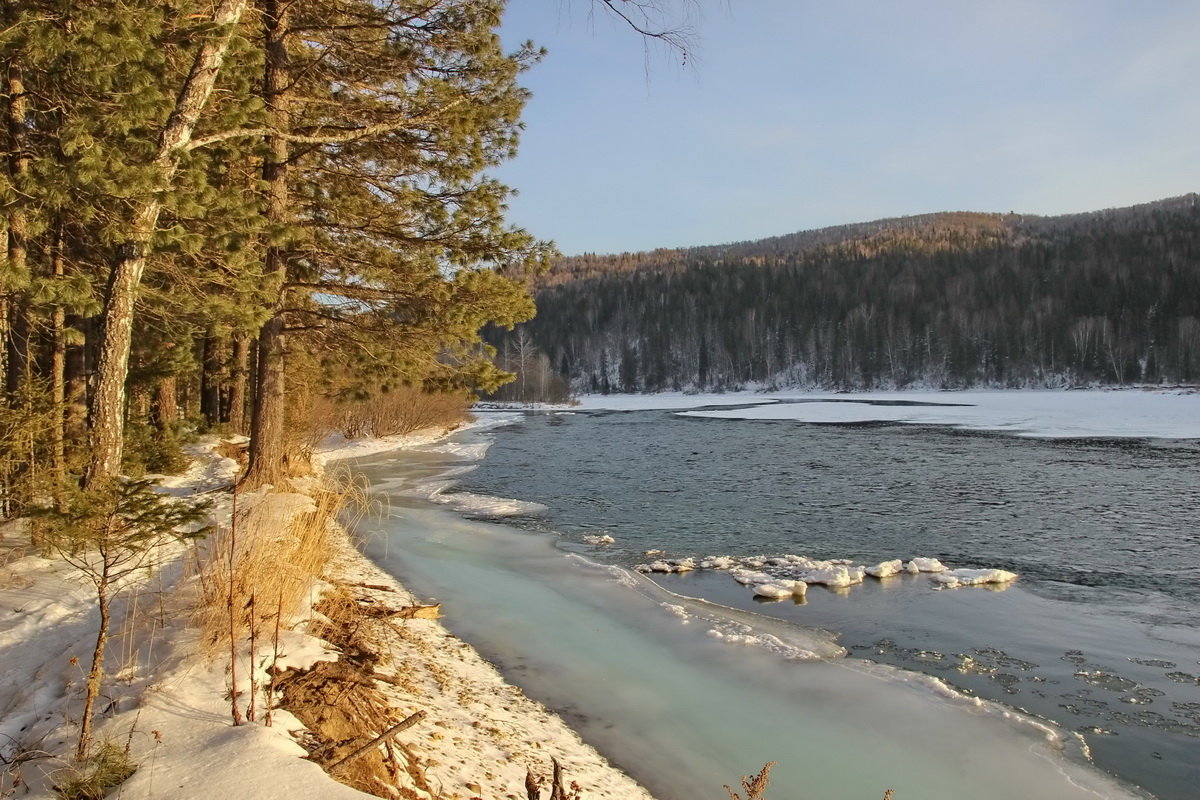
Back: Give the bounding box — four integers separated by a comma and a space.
305, 388, 469, 447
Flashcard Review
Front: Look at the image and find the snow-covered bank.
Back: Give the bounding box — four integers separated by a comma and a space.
521, 388, 1200, 440
0, 425, 652, 799
678, 389, 1200, 439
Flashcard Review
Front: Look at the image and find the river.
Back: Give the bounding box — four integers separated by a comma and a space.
348, 399, 1199, 799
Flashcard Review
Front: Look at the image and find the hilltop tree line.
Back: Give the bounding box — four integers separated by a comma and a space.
492, 196, 1200, 393
0, 0, 550, 511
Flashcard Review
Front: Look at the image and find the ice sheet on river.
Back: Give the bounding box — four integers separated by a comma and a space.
359, 490, 1142, 800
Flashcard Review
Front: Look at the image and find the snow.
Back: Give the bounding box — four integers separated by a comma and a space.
0, 428, 652, 800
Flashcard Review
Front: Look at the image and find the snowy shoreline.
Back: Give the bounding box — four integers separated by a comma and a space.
0, 421, 653, 800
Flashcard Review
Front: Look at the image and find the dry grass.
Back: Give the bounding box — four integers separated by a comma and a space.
305, 387, 470, 447
189, 477, 431, 798
52, 739, 136, 800
190, 483, 351, 653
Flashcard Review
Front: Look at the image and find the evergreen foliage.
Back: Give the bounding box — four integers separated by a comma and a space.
0, 2, 544, 761
0, 0, 542, 501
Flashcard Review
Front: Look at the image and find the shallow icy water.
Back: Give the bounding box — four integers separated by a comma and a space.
347, 428, 1168, 800
422, 408, 1200, 799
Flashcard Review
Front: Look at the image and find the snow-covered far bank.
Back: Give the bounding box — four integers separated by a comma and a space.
499, 388, 1200, 439
677, 388, 1200, 439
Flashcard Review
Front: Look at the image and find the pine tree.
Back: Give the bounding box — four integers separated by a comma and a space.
240, 0, 550, 487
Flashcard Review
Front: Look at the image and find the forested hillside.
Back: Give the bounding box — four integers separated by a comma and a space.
493, 195, 1200, 393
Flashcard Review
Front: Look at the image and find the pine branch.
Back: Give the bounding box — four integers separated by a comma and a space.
184, 98, 468, 152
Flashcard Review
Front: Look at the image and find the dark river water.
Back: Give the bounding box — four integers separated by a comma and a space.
448, 408, 1200, 799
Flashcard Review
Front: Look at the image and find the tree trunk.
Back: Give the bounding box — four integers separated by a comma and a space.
152, 375, 178, 428
4, 299, 27, 396
227, 333, 250, 433
84, 0, 251, 488
49, 223, 66, 497
64, 314, 88, 444
200, 329, 222, 427
76, 582, 111, 762
243, 0, 292, 488
4, 19, 29, 400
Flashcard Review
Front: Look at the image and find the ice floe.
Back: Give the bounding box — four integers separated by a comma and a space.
583, 533, 616, 545
803, 564, 866, 587
866, 558, 904, 578
636, 553, 1015, 599
930, 568, 1018, 589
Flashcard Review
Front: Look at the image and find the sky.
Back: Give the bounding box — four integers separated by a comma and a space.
494, 0, 1200, 255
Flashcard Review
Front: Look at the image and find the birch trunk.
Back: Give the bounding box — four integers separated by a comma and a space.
84, 0, 251, 488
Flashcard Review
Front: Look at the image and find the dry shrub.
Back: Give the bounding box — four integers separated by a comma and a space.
725, 762, 775, 800
305, 387, 470, 447
191, 484, 348, 651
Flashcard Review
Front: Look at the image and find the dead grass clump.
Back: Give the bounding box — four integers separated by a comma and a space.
274, 586, 430, 799
524, 758, 583, 800
192, 486, 344, 652
53, 740, 136, 800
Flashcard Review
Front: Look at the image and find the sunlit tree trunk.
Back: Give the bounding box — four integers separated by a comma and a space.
84, 0, 251, 488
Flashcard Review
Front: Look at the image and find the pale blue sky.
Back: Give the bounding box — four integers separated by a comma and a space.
496, 1, 1200, 255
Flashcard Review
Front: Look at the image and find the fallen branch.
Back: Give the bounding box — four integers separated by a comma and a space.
327, 710, 426, 776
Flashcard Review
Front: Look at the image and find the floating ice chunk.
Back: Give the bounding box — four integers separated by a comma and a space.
784, 579, 808, 596
930, 568, 1018, 589
802, 565, 865, 587
699, 555, 738, 570
704, 629, 823, 660
753, 583, 793, 599
729, 568, 775, 586
905, 557, 948, 573
866, 559, 904, 578
636, 558, 695, 574
644, 549, 665, 556
661, 603, 689, 619
582, 534, 615, 545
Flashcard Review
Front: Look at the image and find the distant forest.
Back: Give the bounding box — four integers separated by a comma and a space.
489, 194, 1200, 394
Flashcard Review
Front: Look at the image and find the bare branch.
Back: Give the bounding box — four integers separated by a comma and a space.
593, 0, 697, 61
